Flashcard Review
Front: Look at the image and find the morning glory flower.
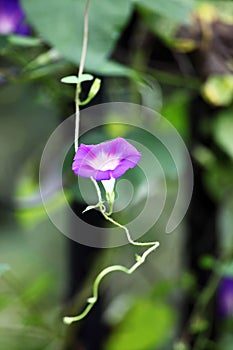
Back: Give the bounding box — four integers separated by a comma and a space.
0, 0, 30, 35
72, 137, 141, 196
217, 276, 233, 318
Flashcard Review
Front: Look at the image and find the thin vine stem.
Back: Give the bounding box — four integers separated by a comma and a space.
74, 0, 90, 152
63, 178, 160, 324
63, 243, 159, 324
64, 0, 160, 324
90, 177, 159, 248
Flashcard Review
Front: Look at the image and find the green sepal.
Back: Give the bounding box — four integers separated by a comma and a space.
79, 78, 101, 105
82, 203, 101, 213
135, 254, 143, 263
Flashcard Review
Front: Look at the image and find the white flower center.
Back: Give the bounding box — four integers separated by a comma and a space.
90, 151, 119, 171
101, 158, 119, 171
101, 177, 115, 194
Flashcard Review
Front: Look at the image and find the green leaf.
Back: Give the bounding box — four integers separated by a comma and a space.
21, 0, 132, 71
61, 74, 94, 84
105, 298, 175, 350
213, 109, 233, 159
135, 0, 194, 23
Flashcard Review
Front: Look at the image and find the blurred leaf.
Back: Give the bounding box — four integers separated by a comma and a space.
104, 120, 131, 139
202, 74, 233, 106
138, 1, 195, 49
136, 0, 194, 23
192, 145, 216, 168
7, 35, 41, 47
174, 342, 190, 350
190, 316, 209, 334
180, 272, 197, 293
150, 279, 176, 299
198, 254, 233, 278
173, 38, 197, 52
213, 109, 233, 160
16, 189, 71, 229
139, 7, 178, 45
22, 0, 132, 72
161, 90, 190, 139
0, 294, 12, 312
219, 334, 233, 350
199, 255, 215, 270
195, 2, 218, 23
24, 61, 67, 80
21, 273, 53, 304
92, 60, 134, 77
204, 162, 233, 201
206, 0, 233, 23
105, 298, 175, 350
0, 326, 51, 350
24, 49, 61, 71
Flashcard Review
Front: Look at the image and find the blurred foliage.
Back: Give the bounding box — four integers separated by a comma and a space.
202, 74, 233, 106
213, 108, 233, 159
105, 298, 175, 350
21, 0, 133, 75
0, 0, 233, 349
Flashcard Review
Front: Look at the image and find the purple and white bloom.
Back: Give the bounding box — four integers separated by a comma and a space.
217, 276, 233, 318
72, 137, 141, 196
0, 0, 30, 36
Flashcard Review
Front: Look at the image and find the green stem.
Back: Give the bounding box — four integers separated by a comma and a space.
191, 273, 221, 350
63, 178, 160, 324
63, 243, 159, 324
74, 0, 90, 152
91, 178, 159, 248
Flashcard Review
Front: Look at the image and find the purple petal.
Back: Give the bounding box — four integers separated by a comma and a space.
0, 0, 22, 16
111, 159, 138, 178
73, 144, 93, 161
95, 170, 111, 181
72, 163, 95, 178
15, 21, 31, 35
72, 137, 141, 181
217, 276, 233, 318
0, 0, 30, 35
